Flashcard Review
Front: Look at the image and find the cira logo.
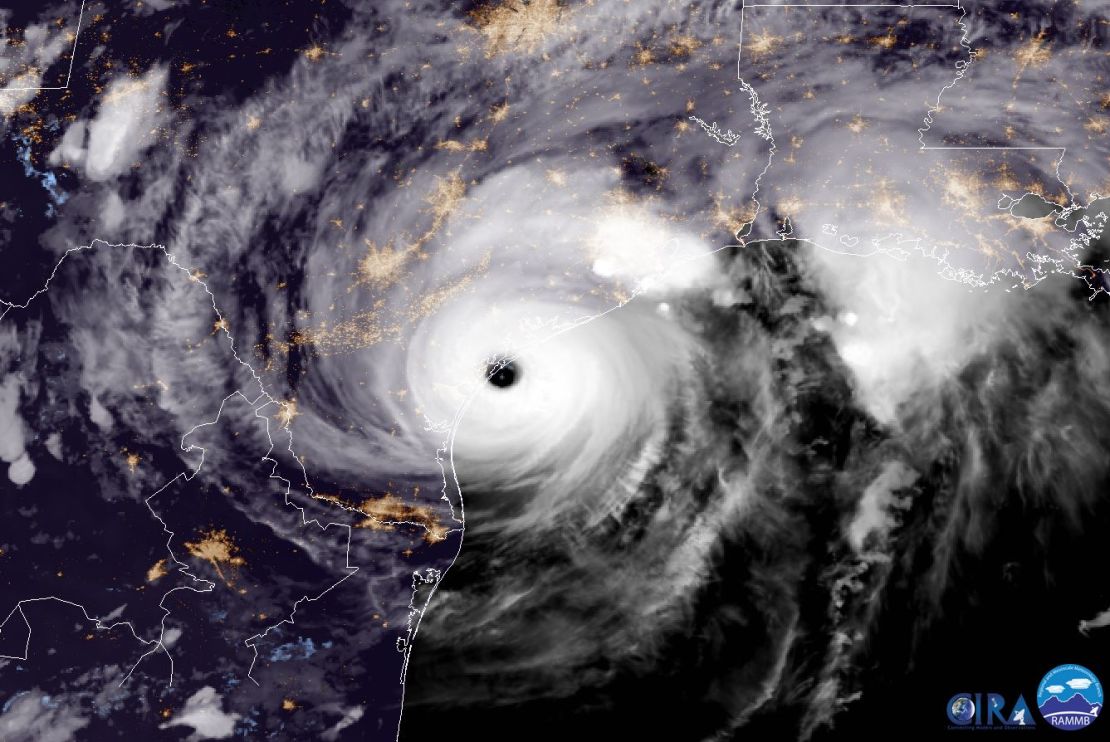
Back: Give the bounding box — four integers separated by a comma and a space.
946, 692, 1035, 728
1037, 664, 1103, 731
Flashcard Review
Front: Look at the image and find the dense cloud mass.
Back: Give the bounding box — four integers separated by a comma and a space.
0, 1, 1108, 740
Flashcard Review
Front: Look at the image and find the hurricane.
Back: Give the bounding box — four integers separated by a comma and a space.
1, 1, 1108, 740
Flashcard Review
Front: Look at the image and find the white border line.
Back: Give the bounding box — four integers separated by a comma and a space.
729, 0, 1108, 294
741, 0, 959, 55
0, 240, 395, 689
0, 0, 86, 92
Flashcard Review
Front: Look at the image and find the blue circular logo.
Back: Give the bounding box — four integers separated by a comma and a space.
1037, 664, 1103, 731
948, 695, 975, 724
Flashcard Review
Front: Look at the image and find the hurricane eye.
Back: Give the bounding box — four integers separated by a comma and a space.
486, 359, 520, 389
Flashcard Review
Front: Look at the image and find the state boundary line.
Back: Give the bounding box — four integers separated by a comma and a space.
0, 0, 87, 92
